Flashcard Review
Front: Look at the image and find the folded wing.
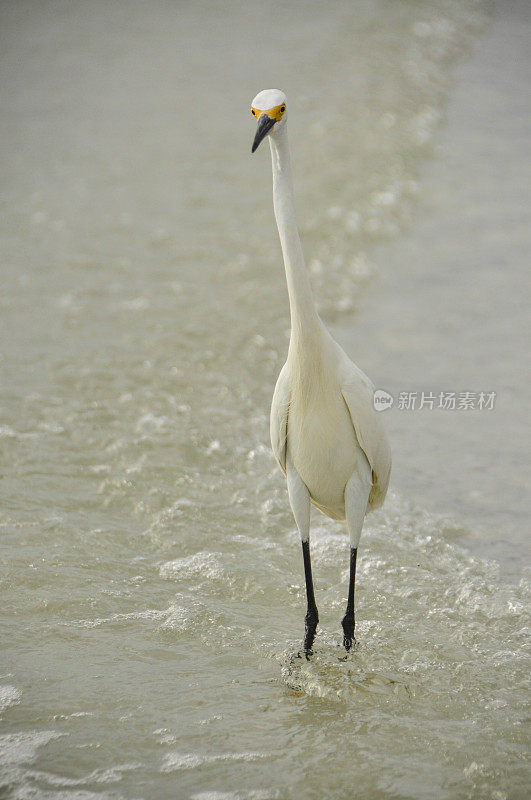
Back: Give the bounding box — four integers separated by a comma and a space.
270, 362, 290, 473
340, 363, 392, 510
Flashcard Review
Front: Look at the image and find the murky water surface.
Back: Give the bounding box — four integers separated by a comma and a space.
1, 1, 529, 799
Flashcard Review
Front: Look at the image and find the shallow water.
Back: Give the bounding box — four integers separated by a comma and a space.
0, 1, 529, 799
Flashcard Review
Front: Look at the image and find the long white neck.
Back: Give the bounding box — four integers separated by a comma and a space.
269, 126, 322, 351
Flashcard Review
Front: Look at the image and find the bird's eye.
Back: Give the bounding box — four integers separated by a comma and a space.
251, 109, 256, 116
281, 106, 285, 113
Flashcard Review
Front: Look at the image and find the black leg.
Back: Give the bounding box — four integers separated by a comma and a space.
301, 539, 318, 656
341, 547, 357, 651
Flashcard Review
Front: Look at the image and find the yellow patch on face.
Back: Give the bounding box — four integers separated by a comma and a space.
250, 102, 286, 123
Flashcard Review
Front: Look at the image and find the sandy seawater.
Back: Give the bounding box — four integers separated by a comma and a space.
0, 1, 529, 799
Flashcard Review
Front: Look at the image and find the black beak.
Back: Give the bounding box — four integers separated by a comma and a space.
252, 114, 276, 153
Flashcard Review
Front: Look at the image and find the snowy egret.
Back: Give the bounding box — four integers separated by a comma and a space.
250, 89, 392, 653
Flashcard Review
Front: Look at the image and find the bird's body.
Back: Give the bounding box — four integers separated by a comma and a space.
271, 324, 390, 522
251, 89, 391, 652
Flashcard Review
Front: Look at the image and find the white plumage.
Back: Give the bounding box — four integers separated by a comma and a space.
270, 328, 391, 519
251, 88, 391, 652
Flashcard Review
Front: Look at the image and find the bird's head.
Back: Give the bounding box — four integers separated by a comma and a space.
250, 89, 287, 153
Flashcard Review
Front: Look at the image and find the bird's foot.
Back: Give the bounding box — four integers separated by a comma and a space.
303, 609, 319, 658
341, 613, 355, 652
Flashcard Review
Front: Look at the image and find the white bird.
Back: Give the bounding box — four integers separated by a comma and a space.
250, 89, 392, 653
